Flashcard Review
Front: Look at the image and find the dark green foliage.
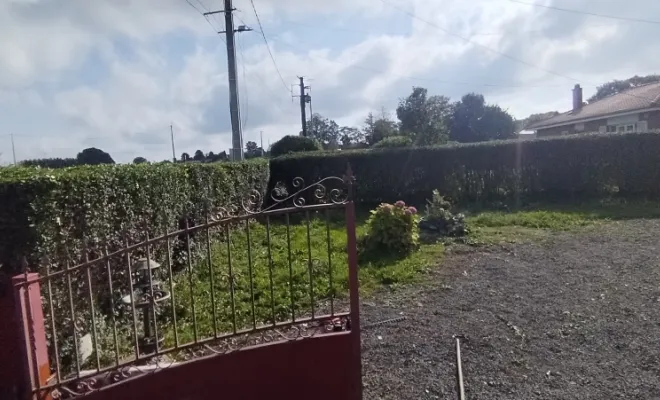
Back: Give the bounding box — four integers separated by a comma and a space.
269, 132, 660, 206
76, 147, 115, 165
420, 190, 468, 237
21, 158, 79, 168
363, 111, 399, 145
133, 157, 148, 164
515, 111, 559, 132
270, 135, 322, 158
450, 93, 515, 142
397, 87, 451, 145
372, 135, 412, 148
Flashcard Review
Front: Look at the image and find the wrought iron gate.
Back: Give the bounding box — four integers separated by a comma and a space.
11, 167, 362, 400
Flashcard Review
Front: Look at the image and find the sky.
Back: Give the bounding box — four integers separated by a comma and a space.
1, 0, 659, 164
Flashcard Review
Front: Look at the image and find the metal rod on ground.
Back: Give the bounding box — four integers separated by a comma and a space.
455, 335, 466, 400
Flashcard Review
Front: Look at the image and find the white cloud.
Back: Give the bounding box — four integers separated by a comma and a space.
1, 0, 659, 163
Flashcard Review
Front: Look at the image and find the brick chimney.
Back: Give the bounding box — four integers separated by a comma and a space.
572, 84, 583, 111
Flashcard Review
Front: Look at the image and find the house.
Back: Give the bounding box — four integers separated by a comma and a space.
527, 82, 660, 136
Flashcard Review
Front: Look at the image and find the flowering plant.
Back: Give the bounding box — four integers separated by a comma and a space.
361, 200, 420, 257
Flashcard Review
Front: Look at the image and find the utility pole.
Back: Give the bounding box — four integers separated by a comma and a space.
170, 125, 176, 163
204, 1, 252, 161
10, 133, 16, 165
294, 77, 311, 137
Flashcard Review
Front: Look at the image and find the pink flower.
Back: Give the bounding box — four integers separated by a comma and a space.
394, 200, 406, 208
407, 206, 417, 215
404, 209, 413, 215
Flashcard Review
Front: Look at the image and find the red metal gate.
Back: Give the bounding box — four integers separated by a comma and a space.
6, 168, 362, 400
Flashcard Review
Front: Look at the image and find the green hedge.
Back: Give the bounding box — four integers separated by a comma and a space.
269, 132, 660, 205
0, 159, 270, 274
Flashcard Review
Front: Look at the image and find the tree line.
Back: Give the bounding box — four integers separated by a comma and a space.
304, 86, 517, 149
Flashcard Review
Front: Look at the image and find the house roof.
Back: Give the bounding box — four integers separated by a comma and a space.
528, 82, 660, 130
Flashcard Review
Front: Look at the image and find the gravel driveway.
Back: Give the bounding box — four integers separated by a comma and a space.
361, 219, 660, 399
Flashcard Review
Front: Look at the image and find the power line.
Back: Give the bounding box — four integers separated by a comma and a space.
268, 35, 564, 89
377, 0, 657, 102
248, 0, 290, 91
184, 0, 226, 43
508, 0, 660, 26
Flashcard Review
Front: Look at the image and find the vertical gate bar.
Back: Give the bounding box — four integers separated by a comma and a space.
225, 224, 237, 334
21, 264, 39, 393
164, 228, 179, 348
205, 216, 219, 338
145, 233, 160, 353
65, 260, 82, 376
104, 248, 120, 367
344, 165, 362, 400
185, 219, 198, 343
124, 235, 140, 360
206, 214, 218, 338
455, 336, 466, 400
245, 220, 256, 330
265, 216, 276, 325
305, 210, 315, 319
285, 213, 295, 322
325, 209, 334, 316
45, 265, 62, 383
84, 249, 102, 371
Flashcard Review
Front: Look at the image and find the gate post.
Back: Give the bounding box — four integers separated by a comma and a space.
12, 272, 51, 400
343, 164, 362, 399
0, 273, 23, 399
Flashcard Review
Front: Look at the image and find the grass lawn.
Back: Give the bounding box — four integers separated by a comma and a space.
466, 199, 660, 243
165, 209, 444, 345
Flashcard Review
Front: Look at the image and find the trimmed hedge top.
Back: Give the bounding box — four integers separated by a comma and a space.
269, 132, 660, 205
0, 159, 270, 274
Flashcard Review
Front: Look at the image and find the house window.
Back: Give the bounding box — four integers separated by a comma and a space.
561, 130, 569, 136
607, 123, 637, 133
575, 123, 585, 131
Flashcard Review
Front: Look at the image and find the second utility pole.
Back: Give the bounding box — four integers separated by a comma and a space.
299, 77, 307, 137
205, 0, 249, 161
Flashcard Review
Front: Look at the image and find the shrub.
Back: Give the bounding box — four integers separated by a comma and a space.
419, 190, 468, 237
0, 159, 269, 373
372, 135, 413, 148
270, 135, 322, 158
360, 201, 420, 259
269, 132, 660, 206
0, 159, 270, 274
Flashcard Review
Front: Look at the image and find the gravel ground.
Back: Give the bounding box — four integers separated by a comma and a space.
361, 219, 660, 400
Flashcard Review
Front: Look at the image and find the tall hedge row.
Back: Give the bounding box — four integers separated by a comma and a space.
0, 159, 270, 274
269, 132, 660, 205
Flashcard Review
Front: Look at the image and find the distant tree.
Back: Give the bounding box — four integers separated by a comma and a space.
193, 150, 205, 162
339, 126, 363, 147
306, 114, 340, 148
449, 93, 515, 142
76, 147, 114, 165
244, 141, 264, 158
181, 152, 191, 162
218, 151, 229, 161
515, 111, 560, 132
363, 111, 399, 145
588, 74, 660, 103
270, 136, 322, 158
396, 87, 451, 145
133, 157, 148, 164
